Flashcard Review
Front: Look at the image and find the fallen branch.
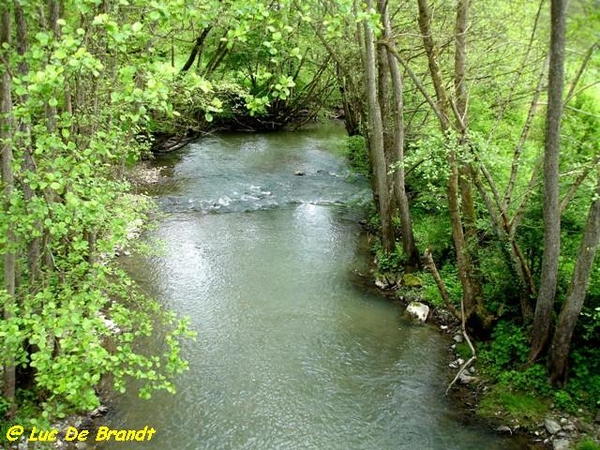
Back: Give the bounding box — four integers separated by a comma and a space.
445, 260, 477, 395
423, 248, 461, 320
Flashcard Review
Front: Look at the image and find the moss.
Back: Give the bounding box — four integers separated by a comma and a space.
576, 439, 600, 450
402, 273, 423, 287
478, 386, 550, 427
454, 342, 473, 360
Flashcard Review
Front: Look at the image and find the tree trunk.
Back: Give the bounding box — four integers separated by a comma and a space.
363, 0, 395, 255
416, 0, 487, 330
180, 27, 212, 74
1, 2, 17, 418
381, 0, 420, 270
15, 2, 42, 287
548, 175, 600, 386
529, 0, 566, 362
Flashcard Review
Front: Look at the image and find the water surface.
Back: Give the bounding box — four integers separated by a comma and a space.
98, 123, 523, 449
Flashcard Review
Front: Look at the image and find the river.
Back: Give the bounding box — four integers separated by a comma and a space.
98, 123, 524, 449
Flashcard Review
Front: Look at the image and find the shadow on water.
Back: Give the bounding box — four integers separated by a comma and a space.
96, 123, 529, 449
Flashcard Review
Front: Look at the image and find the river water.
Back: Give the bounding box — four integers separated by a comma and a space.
98, 123, 524, 449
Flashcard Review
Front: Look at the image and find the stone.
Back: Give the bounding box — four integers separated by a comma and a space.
406, 301, 429, 322
401, 273, 423, 287
553, 439, 570, 450
294, 170, 305, 176
453, 334, 464, 343
496, 425, 512, 434
458, 372, 478, 384
545, 418, 562, 435
91, 405, 109, 418
375, 279, 387, 289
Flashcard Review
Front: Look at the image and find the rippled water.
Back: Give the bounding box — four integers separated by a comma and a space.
97, 123, 524, 449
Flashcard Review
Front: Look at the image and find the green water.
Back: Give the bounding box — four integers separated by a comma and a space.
97, 124, 525, 449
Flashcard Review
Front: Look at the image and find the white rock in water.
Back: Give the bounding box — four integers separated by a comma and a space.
406, 301, 429, 322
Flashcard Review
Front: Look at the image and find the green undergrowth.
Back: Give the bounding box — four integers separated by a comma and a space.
576, 439, 600, 450
478, 386, 550, 427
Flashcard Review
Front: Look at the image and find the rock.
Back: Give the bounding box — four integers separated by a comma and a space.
91, 405, 109, 418
469, 366, 476, 374
458, 372, 478, 384
545, 418, 562, 435
453, 333, 464, 343
496, 425, 512, 434
406, 301, 429, 322
375, 279, 387, 289
294, 170, 305, 176
401, 273, 423, 287
553, 439, 570, 450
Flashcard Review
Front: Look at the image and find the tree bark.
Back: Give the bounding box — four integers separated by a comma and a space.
180, 27, 212, 73
529, 0, 567, 362
416, 0, 487, 330
1, 1, 17, 418
548, 175, 600, 386
15, 2, 42, 287
380, 0, 420, 270
363, 0, 395, 255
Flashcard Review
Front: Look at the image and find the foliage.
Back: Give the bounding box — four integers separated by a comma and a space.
0, 0, 194, 421
344, 135, 370, 176
479, 322, 530, 377
576, 439, 600, 450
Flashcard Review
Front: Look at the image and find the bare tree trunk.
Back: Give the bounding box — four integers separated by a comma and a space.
417, 0, 487, 329
363, 0, 395, 255
180, 27, 212, 74
15, 2, 42, 287
1, 2, 17, 418
529, 0, 566, 362
381, 0, 420, 270
548, 175, 600, 386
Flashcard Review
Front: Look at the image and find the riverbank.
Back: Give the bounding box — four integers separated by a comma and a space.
363, 238, 600, 450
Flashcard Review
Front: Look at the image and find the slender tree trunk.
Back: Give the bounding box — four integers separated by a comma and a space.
417, 0, 487, 329
15, 2, 42, 287
381, 0, 420, 270
1, 2, 17, 418
363, 0, 395, 255
180, 27, 212, 74
529, 0, 566, 362
548, 175, 600, 386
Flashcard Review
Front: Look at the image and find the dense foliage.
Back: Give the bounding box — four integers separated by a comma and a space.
1, 0, 599, 441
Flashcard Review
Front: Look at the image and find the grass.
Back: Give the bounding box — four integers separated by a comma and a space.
478, 386, 550, 427
576, 440, 600, 450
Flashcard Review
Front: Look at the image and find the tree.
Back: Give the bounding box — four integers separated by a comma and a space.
0, 0, 191, 419
529, 0, 567, 362
1, 0, 17, 418
548, 175, 600, 385
362, 0, 395, 255
379, 0, 420, 270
